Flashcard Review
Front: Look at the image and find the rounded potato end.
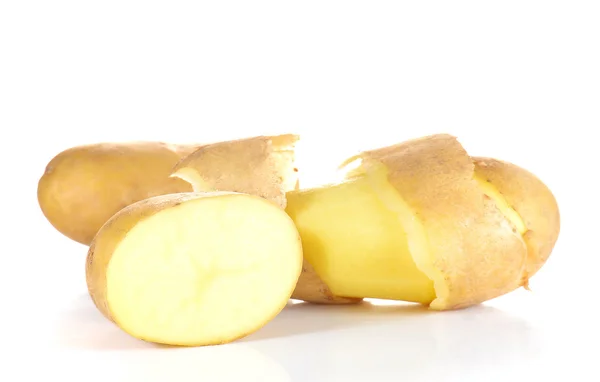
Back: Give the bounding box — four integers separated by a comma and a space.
38, 142, 197, 245
472, 157, 560, 281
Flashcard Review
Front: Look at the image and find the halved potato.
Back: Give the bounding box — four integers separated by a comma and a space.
86, 192, 303, 346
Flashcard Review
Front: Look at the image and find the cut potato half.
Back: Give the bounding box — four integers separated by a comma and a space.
86, 192, 303, 346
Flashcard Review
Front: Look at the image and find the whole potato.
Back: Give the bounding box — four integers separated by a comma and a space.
38, 142, 200, 245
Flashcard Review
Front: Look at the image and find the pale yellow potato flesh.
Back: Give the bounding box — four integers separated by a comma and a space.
286, 174, 436, 304
290, 260, 362, 304
86, 192, 303, 346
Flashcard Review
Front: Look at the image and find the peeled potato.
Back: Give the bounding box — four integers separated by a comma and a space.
38, 142, 200, 245
86, 192, 303, 346
286, 174, 436, 304
172, 134, 360, 305
285, 134, 560, 310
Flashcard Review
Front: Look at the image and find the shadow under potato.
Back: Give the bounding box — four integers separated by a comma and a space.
56, 295, 432, 350
243, 300, 432, 342
55, 294, 539, 381
245, 300, 539, 381
57, 293, 537, 362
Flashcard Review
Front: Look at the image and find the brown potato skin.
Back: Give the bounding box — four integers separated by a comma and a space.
38, 142, 200, 245
354, 134, 528, 310
173, 134, 299, 209
472, 157, 560, 282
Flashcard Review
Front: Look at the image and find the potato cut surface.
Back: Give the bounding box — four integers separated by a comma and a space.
89, 193, 302, 346
286, 172, 435, 304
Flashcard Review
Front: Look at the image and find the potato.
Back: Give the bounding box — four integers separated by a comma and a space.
38, 142, 199, 245
86, 192, 303, 346
173, 134, 360, 305
285, 134, 560, 310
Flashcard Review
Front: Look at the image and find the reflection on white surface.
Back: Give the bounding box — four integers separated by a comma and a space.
48, 294, 291, 382
40, 344, 291, 382
244, 300, 539, 381
38, 295, 542, 381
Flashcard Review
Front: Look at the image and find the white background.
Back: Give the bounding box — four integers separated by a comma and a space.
1, 1, 599, 381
